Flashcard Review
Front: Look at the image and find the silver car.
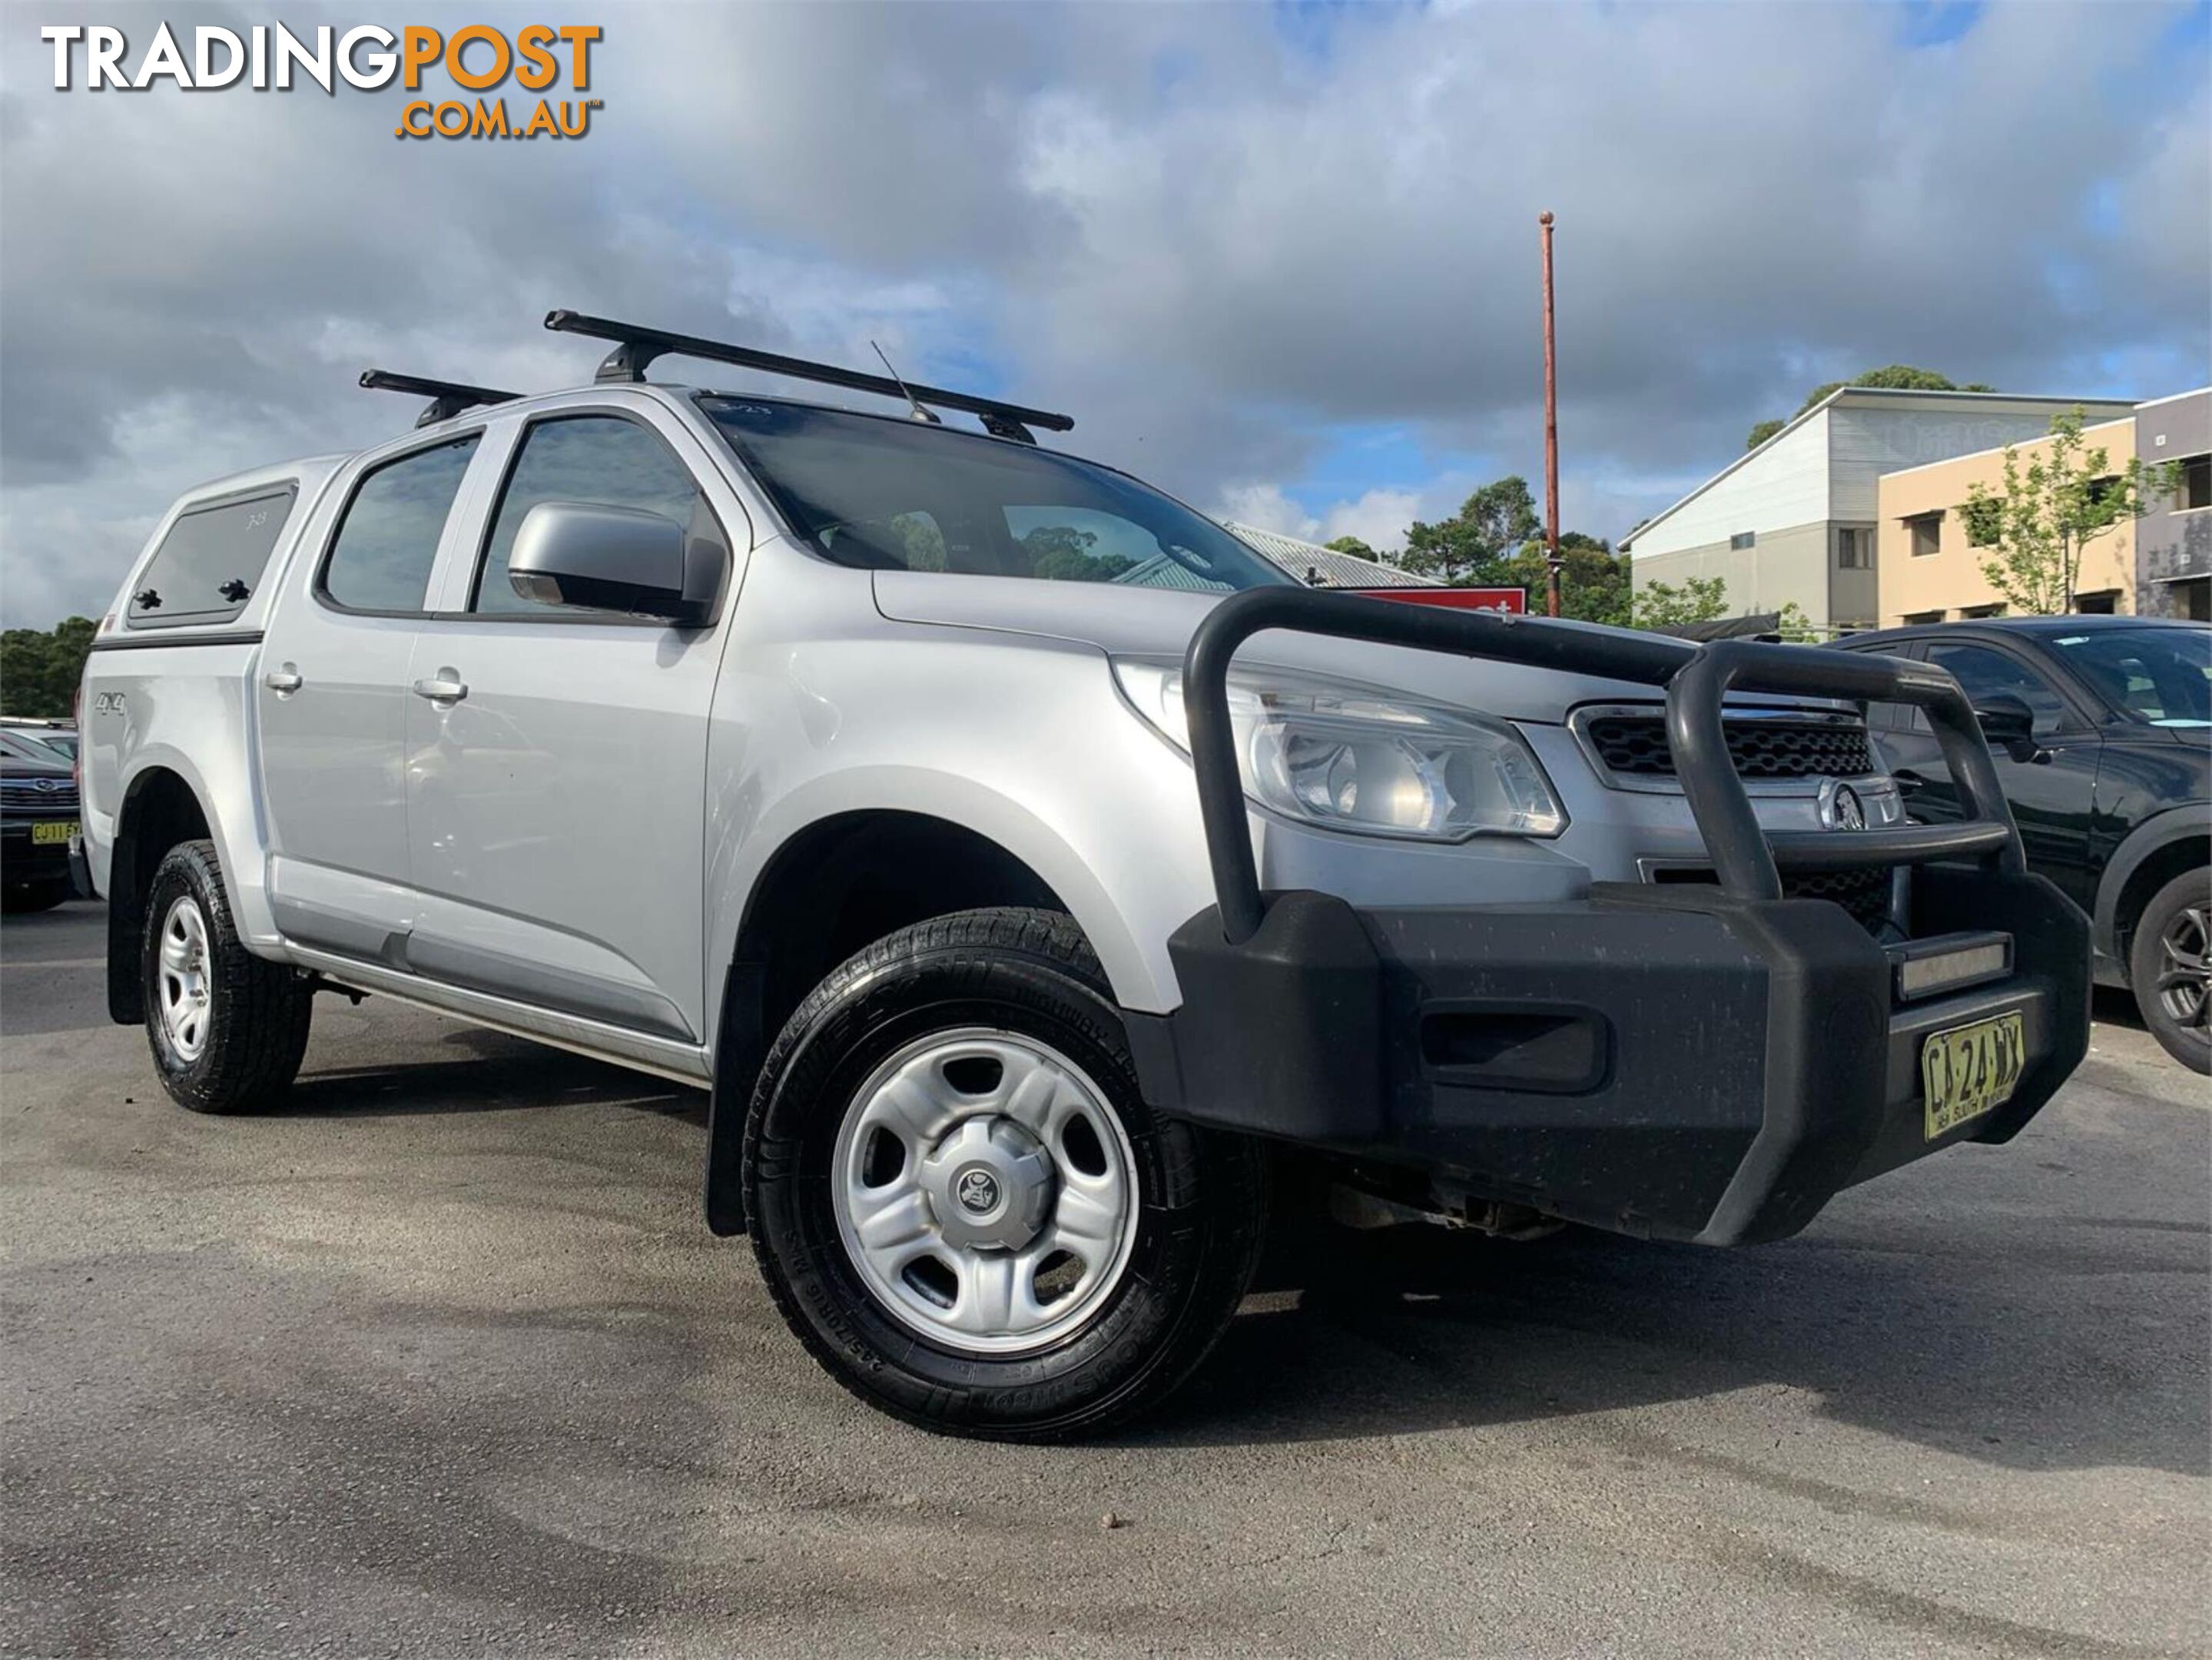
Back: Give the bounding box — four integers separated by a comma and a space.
76, 313, 2089, 1438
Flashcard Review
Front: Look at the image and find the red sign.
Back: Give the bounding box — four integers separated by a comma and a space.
1350, 586, 1527, 614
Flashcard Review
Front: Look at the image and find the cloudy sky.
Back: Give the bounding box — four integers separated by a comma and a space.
2, 0, 2207, 627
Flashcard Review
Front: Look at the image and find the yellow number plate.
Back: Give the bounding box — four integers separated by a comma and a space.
28, 821, 77, 847
1921, 1011, 2025, 1140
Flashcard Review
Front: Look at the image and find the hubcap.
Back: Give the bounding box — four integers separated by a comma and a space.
831, 1028, 1140, 1356
156, 895, 214, 1062
2156, 903, 2210, 1038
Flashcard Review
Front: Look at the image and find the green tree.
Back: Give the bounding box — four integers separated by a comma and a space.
1961, 407, 2178, 616
1019, 523, 1134, 583
890, 511, 947, 572
1773, 600, 1818, 642
1746, 365, 1995, 450
1399, 476, 1539, 586
0, 616, 98, 718
1323, 535, 1379, 562
1495, 532, 1631, 626
1633, 576, 1729, 629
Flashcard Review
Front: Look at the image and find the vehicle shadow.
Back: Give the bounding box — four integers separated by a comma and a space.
1139, 1207, 2210, 1477
286, 1025, 705, 1122
2091, 984, 2149, 1032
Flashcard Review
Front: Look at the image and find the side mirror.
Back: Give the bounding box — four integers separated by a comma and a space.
1972, 693, 2041, 762
507, 501, 724, 625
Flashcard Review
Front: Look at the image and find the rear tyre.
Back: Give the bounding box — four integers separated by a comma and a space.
2131, 869, 2210, 1074
744, 907, 1265, 1441
141, 840, 314, 1113
2, 878, 69, 914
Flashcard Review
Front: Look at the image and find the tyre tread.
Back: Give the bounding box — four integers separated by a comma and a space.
742, 906, 1264, 1441
144, 840, 313, 1114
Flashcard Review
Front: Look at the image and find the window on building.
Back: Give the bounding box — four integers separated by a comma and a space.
2177, 454, 2211, 512
1729, 531, 1756, 551
2073, 589, 2120, 615
1902, 609, 1945, 625
2175, 578, 2210, 620
1960, 603, 2005, 619
1961, 498, 2002, 547
1905, 513, 1943, 558
1836, 527, 1872, 569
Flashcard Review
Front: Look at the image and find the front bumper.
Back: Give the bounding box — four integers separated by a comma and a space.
1137, 590, 2094, 1248
1, 820, 76, 886
1129, 862, 2088, 1245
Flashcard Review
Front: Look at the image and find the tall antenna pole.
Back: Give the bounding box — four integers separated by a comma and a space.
1540, 211, 1562, 618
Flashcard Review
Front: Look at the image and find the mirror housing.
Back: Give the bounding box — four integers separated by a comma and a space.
1972, 693, 2041, 762
507, 500, 725, 624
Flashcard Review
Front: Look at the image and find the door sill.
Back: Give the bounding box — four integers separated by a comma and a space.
284, 945, 712, 1088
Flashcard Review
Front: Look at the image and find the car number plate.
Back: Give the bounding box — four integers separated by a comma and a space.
29, 821, 77, 846
1921, 1011, 2025, 1140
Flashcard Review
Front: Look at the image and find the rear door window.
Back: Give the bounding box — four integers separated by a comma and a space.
127, 486, 297, 628
320, 437, 480, 613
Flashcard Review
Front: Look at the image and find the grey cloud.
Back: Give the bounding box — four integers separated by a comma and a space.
2, 2, 2205, 626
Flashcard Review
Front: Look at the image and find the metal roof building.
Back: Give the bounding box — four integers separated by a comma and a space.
1222, 522, 1427, 588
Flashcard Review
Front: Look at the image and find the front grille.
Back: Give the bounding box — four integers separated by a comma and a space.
0, 779, 78, 813
1585, 713, 1875, 781
1653, 863, 1895, 936
1782, 865, 1895, 934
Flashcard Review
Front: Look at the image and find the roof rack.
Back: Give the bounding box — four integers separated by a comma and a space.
543, 309, 1073, 443
359, 370, 522, 429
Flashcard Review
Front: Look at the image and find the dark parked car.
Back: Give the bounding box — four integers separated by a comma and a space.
0, 719, 78, 763
1839, 616, 2209, 1071
1, 729, 81, 913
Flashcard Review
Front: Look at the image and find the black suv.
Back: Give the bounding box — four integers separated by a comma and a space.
1839, 616, 2209, 1071
0, 729, 81, 914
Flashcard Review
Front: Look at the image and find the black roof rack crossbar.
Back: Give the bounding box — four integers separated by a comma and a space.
359, 370, 522, 429
543, 309, 1073, 439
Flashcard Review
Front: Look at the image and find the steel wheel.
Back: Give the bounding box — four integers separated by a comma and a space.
156, 894, 213, 1063
2155, 902, 2209, 1034
831, 1027, 1141, 1356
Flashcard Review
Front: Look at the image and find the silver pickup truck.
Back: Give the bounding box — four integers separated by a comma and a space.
77, 312, 2090, 1439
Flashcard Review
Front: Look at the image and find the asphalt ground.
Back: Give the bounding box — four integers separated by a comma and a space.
2, 898, 2206, 1658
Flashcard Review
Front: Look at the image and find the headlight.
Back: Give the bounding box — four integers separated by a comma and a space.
1113, 659, 1566, 842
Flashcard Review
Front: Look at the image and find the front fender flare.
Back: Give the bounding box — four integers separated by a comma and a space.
2095, 804, 2210, 964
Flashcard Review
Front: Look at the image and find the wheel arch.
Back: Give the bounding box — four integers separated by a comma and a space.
104, 763, 221, 1025
2096, 805, 2210, 976
703, 803, 1129, 1236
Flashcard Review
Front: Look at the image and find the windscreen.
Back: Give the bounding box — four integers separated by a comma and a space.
2048, 626, 2211, 727
128, 486, 296, 627
700, 398, 1293, 593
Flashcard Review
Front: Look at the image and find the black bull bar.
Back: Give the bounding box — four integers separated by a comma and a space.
1182, 588, 2023, 945
1121, 588, 2088, 1247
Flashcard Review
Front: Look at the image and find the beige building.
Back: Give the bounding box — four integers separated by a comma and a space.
1623, 388, 2134, 633
1875, 417, 2137, 626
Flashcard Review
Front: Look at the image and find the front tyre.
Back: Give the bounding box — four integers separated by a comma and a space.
744, 908, 1265, 1441
142, 840, 314, 1113
2131, 869, 2210, 1074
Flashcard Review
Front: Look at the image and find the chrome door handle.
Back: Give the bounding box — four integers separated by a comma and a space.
264, 664, 303, 695
411, 672, 467, 704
